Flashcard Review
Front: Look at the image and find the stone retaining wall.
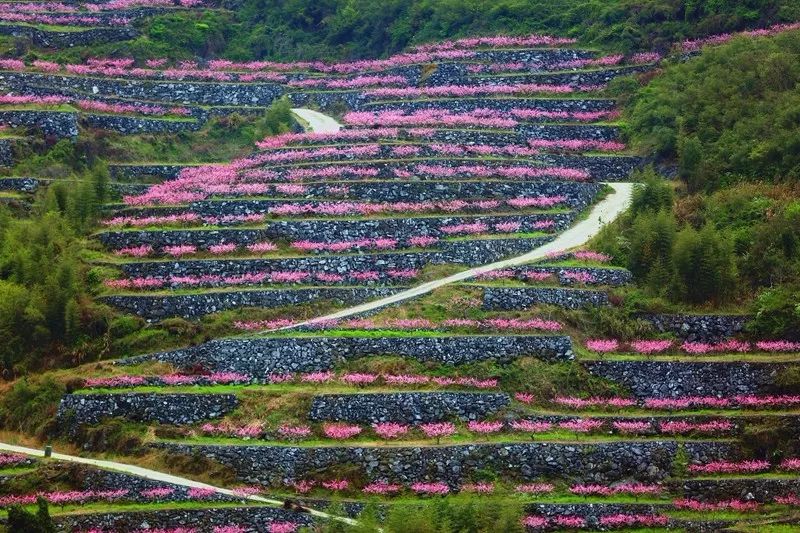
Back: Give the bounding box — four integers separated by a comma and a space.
0, 177, 38, 192
538, 154, 642, 180
112, 237, 553, 279
496, 266, 633, 286
57, 393, 238, 425
363, 97, 617, 113
638, 313, 749, 341
57, 507, 314, 533
79, 468, 236, 503
122, 335, 575, 375
674, 477, 800, 503
1, 72, 284, 106
465, 64, 652, 87
101, 286, 402, 320
107, 153, 640, 182
308, 392, 511, 423
262, 155, 639, 182
520, 124, 620, 141
0, 138, 15, 167
152, 440, 734, 485
482, 286, 610, 310
0, 110, 77, 137
0, 23, 135, 47
109, 180, 601, 217
82, 114, 203, 134
109, 164, 189, 181
584, 361, 787, 398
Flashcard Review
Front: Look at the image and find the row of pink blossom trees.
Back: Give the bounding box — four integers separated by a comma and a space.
586, 338, 800, 354
0, 94, 190, 116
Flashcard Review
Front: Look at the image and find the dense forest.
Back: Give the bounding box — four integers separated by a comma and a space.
593, 30, 800, 335
11, 0, 800, 61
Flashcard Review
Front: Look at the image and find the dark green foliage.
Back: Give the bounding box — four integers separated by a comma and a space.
318, 496, 523, 533
627, 30, 800, 190
217, 0, 800, 60
7, 497, 55, 533
8, 0, 800, 61
748, 285, 800, 339
0, 378, 64, 437
671, 224, 737, 304
630, 168, 674, 215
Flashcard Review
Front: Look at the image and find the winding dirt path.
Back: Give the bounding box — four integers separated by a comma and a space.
280, 181, 634, 330
264, 110, 635, 330
291, 108, 342, 133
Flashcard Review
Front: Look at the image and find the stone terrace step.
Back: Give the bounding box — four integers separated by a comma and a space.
57, 506, 314, 533
106, 153, 641, 183
475, 265, 633, 286
104, 211, 572, 242
481, 286, 610, 309
121, 335, 575, 375
584, 360, 789, 399
57, 392, 238, 425
255, 154, 639, 181
102, 286, 402, 320
363, 96, 618, 113
107, 180, 602, 214
109, 164, 188, 181
2, 72, 285, 106
673, 476, 800, 503
308, 392, 511, 423
111, 236, 554, 278
152, 440, 734, 486
0, 23, 136, 48
464, 64, 653, 87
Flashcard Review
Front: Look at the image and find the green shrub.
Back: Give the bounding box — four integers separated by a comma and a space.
0, 378, 64, 437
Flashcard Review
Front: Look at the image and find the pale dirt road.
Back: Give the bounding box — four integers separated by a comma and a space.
291, 108, 342, 133
266, 110, 636, 331
275, 182, 634, 331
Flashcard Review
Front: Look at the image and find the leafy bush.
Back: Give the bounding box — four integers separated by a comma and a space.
627, 30, 800, 190
7, 498, 55, 533
0, 378, 64, 437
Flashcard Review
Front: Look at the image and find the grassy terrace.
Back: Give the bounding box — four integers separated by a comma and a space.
0, 21, 122, 32
365, 95, 617, 105
579, 353, 800, 363
99, 285, 412, 297
0, 103, 198, 122
89, 236, 550, 264
157, 434, 735, 448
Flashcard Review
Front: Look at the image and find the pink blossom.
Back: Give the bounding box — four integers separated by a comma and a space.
341, 373, 378, 385
372, 422, 410, 439
599, 514, 669, 527
410, 482, 450, 495
515, 483, 554, 494
688, 460, 771, 475
514, 392, 535, 404
467, 420, 503, 434
419, 422, 456, 440
521, 516, 548, 528
269, 522, 299, 533
509, 420, 553, 433
362, 481, 402, 495
278, 424, 312, 439
558, 419, 604, 433
612, 421, 651, 434
321, 479, 349, 491
461, 482, 494, 493
322, 423, 362, 440
585, 339, 619, 353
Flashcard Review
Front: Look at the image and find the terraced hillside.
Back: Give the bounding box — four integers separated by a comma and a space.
0, 11, 799, 533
